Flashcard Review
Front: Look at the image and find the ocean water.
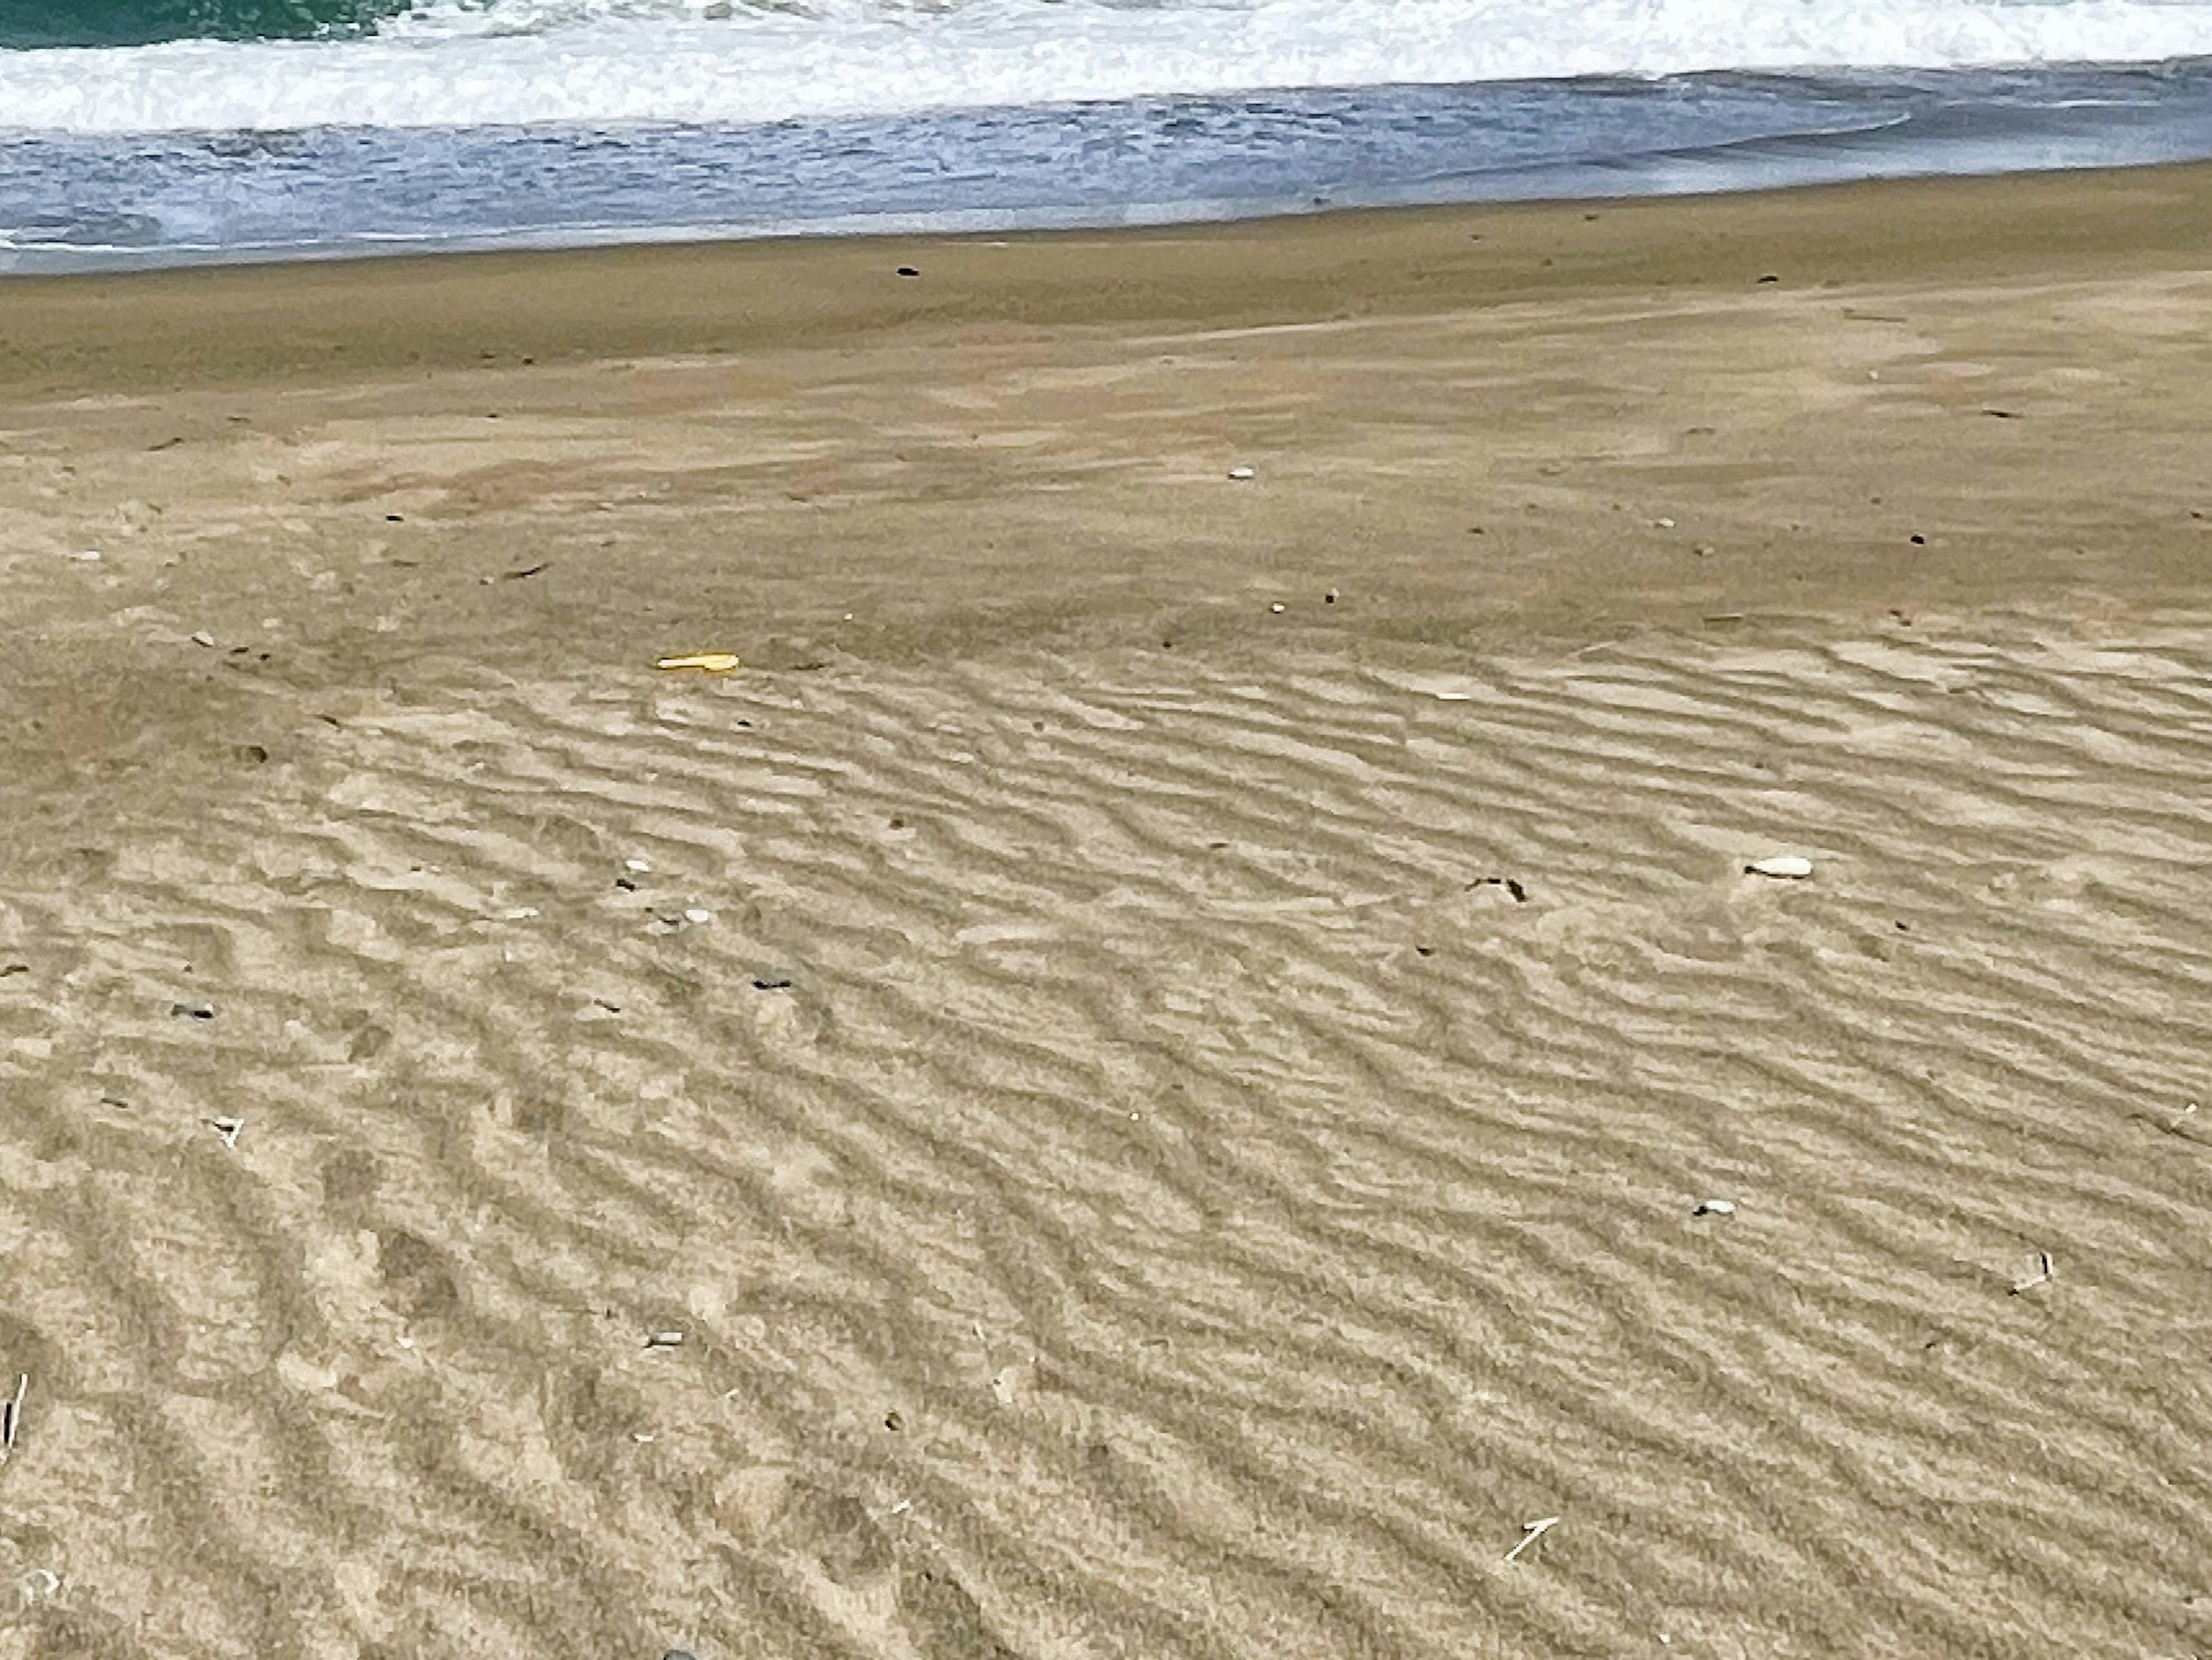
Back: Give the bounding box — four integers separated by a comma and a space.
4, 0, 2212, 269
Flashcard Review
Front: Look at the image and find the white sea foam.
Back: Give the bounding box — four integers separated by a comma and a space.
6, 0, 2212, 134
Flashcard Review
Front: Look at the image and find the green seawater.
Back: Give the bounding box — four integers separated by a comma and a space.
0, 0, 413, 47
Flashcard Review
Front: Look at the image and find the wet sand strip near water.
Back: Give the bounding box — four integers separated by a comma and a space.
1, 165, 2210, 1657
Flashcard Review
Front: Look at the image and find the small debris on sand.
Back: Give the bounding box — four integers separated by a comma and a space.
1745, 855, 1813, 880
1, 1374, 25, 1461
2009, 1251, 2055, 1296
1504, 1515, 1561, 1563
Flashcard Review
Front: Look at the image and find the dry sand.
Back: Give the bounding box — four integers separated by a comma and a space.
2, 165, 2210, 1658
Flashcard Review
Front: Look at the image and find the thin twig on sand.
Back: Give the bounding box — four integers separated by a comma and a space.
1, 1374, 26, 1462
1505, 1515, 1561, 1563
2009, 1251, 2055, 1296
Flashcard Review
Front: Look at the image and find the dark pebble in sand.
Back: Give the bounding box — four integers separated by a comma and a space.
171, 1000, 215, 1020
664, 1652, 699, 1660
895, 266, 919, 278
752, 975, 794, 992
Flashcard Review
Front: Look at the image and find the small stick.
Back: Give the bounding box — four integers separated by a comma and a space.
1, 1374, 26, 1461
2009, 1251, 2055, 1296
1504, 1515, 1561, 1563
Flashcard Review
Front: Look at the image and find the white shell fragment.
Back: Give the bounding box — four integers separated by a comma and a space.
682, 907, 715, 925
1226, 466, 1256, 481
1694, 1198, 1737, 1217
645, 1330, 686, 1350
1745, 854, 1814, 880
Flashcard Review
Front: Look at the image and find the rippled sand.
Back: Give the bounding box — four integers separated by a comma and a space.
3, 170, 2210, 1657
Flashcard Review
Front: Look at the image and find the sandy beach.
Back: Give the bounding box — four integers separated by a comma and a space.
2, 164, 2210, 1657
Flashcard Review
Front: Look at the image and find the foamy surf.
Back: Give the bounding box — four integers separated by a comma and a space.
7, 65, 2212, 272
7, 0, 2212, 133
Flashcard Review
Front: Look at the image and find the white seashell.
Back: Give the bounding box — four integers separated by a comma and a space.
1745, 854, 1813, 879
1694, 1198, 1736, 1217
1226, 466, 1256, 481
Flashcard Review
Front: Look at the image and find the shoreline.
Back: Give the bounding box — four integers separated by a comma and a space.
5, 160, 2212, 394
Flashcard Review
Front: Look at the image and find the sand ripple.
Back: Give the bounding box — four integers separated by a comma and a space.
3, 615, 2210, 1656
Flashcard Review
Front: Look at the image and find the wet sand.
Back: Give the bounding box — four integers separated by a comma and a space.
2, 165, 2210, 1657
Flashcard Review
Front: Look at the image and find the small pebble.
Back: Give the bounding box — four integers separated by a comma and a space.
682, 907, 714, 926
625, 857, 653, 874
171, 1000, 215, 1020
1226, 466, 1256, 481
1653, 516, 1676, 530
1744, 854, 1814, 880
1694, 1198, 1737, 1217
752, 974, 794, 992
1269, 602, 1285, 614
645, 1330, 685, 1351
69, 550, 102, 562
190, 630, 217, 648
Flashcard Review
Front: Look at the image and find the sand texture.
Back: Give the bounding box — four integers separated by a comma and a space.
3, 168, 2211, 1657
